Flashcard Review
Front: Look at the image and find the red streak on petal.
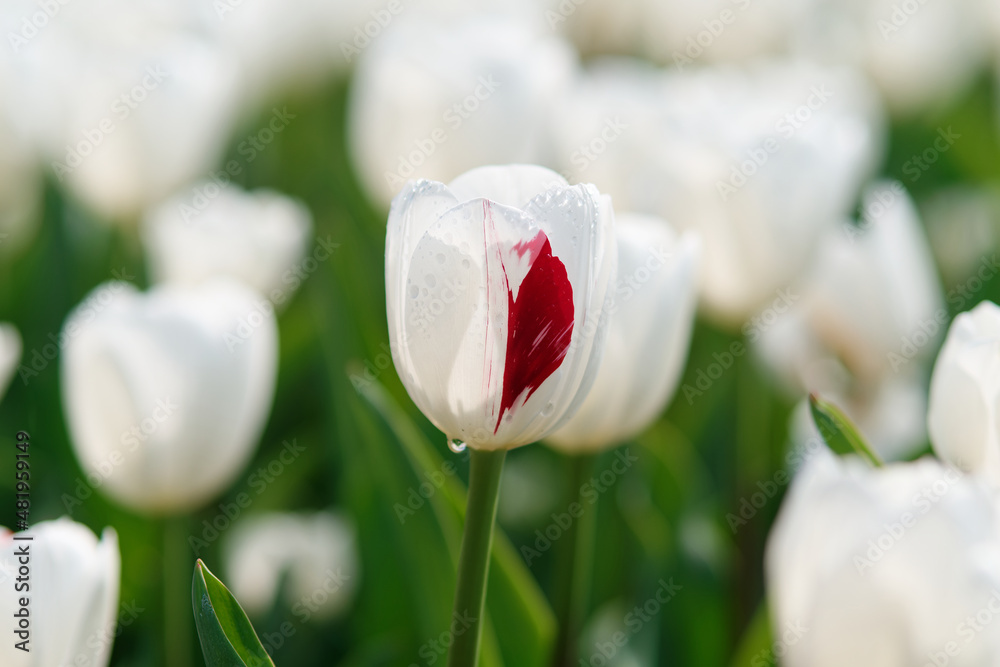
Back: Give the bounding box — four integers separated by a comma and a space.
496, 232, 574, 432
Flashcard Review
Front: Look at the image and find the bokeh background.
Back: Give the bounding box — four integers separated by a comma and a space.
1, 0, 999, 666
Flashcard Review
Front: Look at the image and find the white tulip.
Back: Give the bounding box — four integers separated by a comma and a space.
754, 182, 944, 459
223, 512, 358, 620
553, 58, 884, 325
0, 518, 120, 667
142, 185, 313, 300
386, 164, 616, 451
61, 280, 278, 513
0, 0, 240, 221
928, 301, 1000, 487
790, 0, 989, 115
349, 14, 576, 207
766, 450, 1000, 667
0, 323, 21, 403
548, 214, 700, 451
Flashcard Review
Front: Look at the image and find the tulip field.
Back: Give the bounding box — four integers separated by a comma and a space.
2, 2, 1000, 667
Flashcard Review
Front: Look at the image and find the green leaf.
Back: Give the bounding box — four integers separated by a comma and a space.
728, 599, 774, 667
192, 559, 276, 667
809, 394, 883, 468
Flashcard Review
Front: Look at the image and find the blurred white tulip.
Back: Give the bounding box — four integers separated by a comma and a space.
790, 0, 989, 114
386, 164, 616, 450
922, 186, 1000, 287
0, 323, 21, 403
61, 279, 278, 513
553, 58, 884, 325
766, 450, 1000, 667
0, 0, 240, 221
928, 301, 1000, 487
142, 185, 313, 302
224, 512, 358, 620
0, 518, 120, 667
548, 214, 700, 451
349, 14, 577, 206
755, 182, 944, 459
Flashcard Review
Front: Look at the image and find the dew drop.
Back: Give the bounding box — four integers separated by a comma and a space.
425, 274, 437, 288
448, 438, 467, 453
541, 402, 555, 417
462, 259, 471, 269
408, 285, 419, 299
436, 253, 446, 264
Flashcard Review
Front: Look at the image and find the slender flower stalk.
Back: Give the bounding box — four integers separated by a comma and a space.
447, 449, 507, 667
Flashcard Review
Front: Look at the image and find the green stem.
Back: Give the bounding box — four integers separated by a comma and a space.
447, 448, 507, 667
164, 516, 192, 667
551, 453, 596, 667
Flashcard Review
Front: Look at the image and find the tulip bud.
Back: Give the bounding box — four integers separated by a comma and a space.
60, 280, 278, 513
0, 323, 21, 403
0, 518, 120, 667
141, 185, 313, 301
928, 301, 1000, 484
349, 15, 576, 206
547, 214, 700, 451
766, 450, 1000, 667
386, 164, 616, 450
223, 512, 358, 621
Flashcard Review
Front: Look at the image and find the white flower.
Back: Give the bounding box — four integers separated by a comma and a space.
60, 280, 278, 513
0, 518, 120, 667
142, 185, 313, 301
928, 301, 1000, 487
223, 512, 358, 620
0, 323, 21, 403
548, 214, 700, 451
766, 450, 1000, 666
386, 164, 616, 450
754, 182, 944, 459
790, 0, 989, 115
552, 58, 884, 325
348, 14, 576, 206
1, 0, 240, 221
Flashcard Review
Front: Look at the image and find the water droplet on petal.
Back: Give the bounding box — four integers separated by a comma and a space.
541, 402, 555, 417
425, 274, 437, 288
436, 253, 446, 264
448, 438, 467, 453
408, 285, 419, 299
